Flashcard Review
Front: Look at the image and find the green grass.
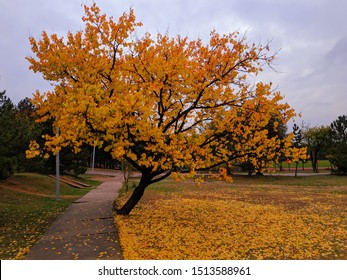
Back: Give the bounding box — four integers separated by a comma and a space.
279, 159, 331, 169
0, 172, 101, 259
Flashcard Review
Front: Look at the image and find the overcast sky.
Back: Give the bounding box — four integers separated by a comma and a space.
1, 0, 346, 126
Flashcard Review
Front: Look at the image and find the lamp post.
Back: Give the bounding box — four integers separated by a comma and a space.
55, 127, 60, 201
92, 144, 96, 173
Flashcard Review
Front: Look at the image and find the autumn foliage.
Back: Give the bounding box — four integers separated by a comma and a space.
27, 4, 305, 214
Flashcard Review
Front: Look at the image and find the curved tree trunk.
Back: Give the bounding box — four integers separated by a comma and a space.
115, 172, 151, 215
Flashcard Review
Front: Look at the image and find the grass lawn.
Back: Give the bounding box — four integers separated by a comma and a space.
115, 175, 347, 260
277, 159, 331, 171
0, 173, 101, 259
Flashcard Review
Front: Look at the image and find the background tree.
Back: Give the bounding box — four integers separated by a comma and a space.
0, 91, 17, 179
292, 123, 303, 148
328, 115, 347, 175
27, 3, 299, 215
260, 114, 288, 173
26, 116, 91, 176
292, 123, 305, 176
303, 125, 330, 173
232, 113, 290, 175
0, 92, 90, 177
13, 98, 44, 172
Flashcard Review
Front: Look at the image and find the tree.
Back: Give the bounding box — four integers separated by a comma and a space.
0, 91, 18, 179
292, 124, 303, 148
25, 116, 91, 176
12, 98, 44, 172
257, 114, 288, 174
232, 113, 291, 176
328, 115, 347, 175
303, 125, 330, 173
292, 123, 305, 176
26, 4, 298, 215
0, 93, 90, 176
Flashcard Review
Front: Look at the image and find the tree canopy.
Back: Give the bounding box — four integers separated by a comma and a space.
26, 4, 302, 214
0, 91, 18, 179
303, 125, 330, 173
328, 115, 347, 175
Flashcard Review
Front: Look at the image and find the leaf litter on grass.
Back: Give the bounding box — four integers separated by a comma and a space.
115, 180, 347, 260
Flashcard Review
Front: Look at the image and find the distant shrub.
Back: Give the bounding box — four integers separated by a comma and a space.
0, 156, 17, 180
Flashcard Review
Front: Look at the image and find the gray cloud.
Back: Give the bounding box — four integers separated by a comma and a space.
0, 0, 346, 126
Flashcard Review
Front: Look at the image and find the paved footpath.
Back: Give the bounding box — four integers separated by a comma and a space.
26, 170, 124, 260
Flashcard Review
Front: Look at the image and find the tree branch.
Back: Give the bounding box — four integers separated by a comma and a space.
150, 170, 173, 184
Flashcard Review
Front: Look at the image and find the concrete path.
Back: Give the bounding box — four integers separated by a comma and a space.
26, 171, 124, 260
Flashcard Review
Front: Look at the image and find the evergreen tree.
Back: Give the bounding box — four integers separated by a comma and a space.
0, 91, 17, 179
292, 123, 304, 176
303, 125, 330, 173
328, 115, 347, 175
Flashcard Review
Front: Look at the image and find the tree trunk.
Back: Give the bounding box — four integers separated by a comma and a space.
226, 164, 233, 176
295, 162, 298, 177
310, 151, 317, 173
311, 151, 319, 173
115, 172, 151, 215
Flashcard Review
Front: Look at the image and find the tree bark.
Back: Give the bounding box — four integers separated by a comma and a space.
295, 162, 298, 177
279, 162, 283, 172
311, 151, 319, 173
115, 172, 151, 215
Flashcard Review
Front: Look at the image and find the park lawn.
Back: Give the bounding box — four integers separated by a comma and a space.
115, 175, 347, 260
0, 173, 100, 259
278, 159, 331, 170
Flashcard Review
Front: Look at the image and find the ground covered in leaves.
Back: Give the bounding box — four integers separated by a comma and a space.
115, 175, 347, 260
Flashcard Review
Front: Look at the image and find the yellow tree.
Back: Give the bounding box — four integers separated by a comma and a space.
27, 3, 297, 215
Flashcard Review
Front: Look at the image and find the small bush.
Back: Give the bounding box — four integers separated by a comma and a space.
0, 156, 17, 180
